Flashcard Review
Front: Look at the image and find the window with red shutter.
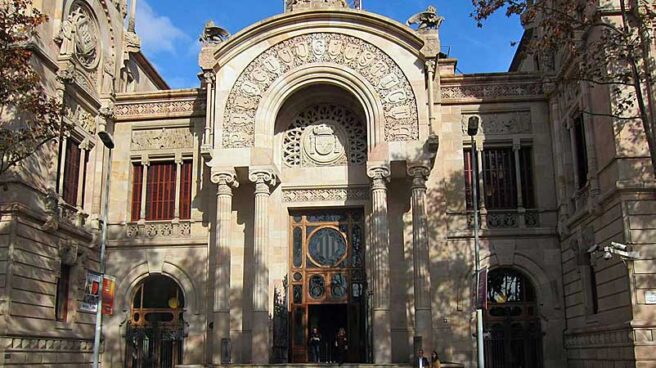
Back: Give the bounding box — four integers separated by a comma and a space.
131, 164, 143, 222
179, 161, 192, 220
145, 162, 177, 221
62, 141, 81, 206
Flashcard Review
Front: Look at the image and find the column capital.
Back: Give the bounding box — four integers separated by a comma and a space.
425, 59, 437, 75
248, 168, 278, 187
211, 170, 239, 193
140, 154, 150, 166
408, 165, 430, 190
202, 70, 216, 85
174, 152, 184, 165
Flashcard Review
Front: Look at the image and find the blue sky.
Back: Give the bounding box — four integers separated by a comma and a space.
136, 0, 524, 89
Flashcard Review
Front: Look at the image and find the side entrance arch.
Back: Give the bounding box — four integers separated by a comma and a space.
125, 275, 186, 368
484, 268, 543, 368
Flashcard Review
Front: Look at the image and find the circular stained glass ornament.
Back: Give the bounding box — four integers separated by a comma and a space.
308, 228, 347, 267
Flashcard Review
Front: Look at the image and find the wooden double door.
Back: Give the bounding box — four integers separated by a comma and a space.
289, 209, 367, 363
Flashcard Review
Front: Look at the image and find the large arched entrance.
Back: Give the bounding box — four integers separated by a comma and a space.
125, 275, 185, 368
484, 268, 543, 368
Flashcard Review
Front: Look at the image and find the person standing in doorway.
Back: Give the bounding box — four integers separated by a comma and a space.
430, 350, 442, 368
416, 349, 430, 368
308, 327, 322, 363
334, 327, 348, 365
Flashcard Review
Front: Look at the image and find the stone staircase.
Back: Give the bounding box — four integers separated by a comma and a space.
177, 364, 464, 368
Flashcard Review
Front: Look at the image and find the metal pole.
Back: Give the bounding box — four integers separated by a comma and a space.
471, 137, 485, 368
92, 144, 112, 368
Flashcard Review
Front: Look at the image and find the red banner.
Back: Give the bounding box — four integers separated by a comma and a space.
101, 276, 116, 315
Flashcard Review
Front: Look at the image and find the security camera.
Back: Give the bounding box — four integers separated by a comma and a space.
587, 244, 600, 253
611, 241, 628, 251
603, 251, 613, 260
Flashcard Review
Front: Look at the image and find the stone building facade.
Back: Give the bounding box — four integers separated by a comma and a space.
1, 0, 655, 367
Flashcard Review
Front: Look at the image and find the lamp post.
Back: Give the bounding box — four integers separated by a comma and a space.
467, 116, 485, 368
92, 130, 114, 368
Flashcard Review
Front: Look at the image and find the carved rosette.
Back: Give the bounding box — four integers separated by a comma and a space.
223, 33, 419, 148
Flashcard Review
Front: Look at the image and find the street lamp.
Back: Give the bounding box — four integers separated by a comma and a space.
92, 130, 114, 368
467, 116, 485, 368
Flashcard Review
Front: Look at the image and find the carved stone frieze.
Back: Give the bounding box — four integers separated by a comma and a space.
460, 111, 532, 135
282, 187, 370, 202
286, 0, 349, 11
564, 328, 633, 348
115, 100, 205, 119
223, 33, 419, 148
283, 104, 367, 167
126, 221, 192, 239
441, 82, 543, 100
1, 337, 95, 352
131, 127, 194, 151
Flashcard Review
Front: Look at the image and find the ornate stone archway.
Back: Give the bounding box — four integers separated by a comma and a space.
222, 33, 420, 149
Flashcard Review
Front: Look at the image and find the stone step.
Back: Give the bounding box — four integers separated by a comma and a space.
177, 364, 464, 368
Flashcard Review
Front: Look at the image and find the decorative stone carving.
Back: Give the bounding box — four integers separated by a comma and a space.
126, 221, 192, 239
200, 20, 230, 44
283, 104, 366, 167
66, 105, 96, 134
56, 2, 100, 69
406, 5, 445, 31
282, 187, 370, 202
460, 111, 532, 135
115, 99, 205, 119
286, 0, 349, 11
1, 337, 95, 352
131, 127, 194, 150
441, 82, 543, 100
224, 33, 419, 148
59, 240, 79, 266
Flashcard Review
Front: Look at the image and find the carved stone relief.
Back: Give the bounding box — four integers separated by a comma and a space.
57, 2, 100, 70
461, 111, 532, 135
441, 82, 543, 100
223, 33, 419, 148
115, 100, 205, 119
66, 104, 96, 135
131, 127, 194, 151
283, 104, 366, 167
282, 187, 370, 202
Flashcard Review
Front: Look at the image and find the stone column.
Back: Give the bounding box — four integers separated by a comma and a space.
408, 165, 433, 351
249, 168, 277, 364
210, 170, 238, 365
367, 165, 392, 363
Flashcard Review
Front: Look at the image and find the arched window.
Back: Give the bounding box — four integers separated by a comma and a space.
484, 268, 542, 368
126, 275, 185, 368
